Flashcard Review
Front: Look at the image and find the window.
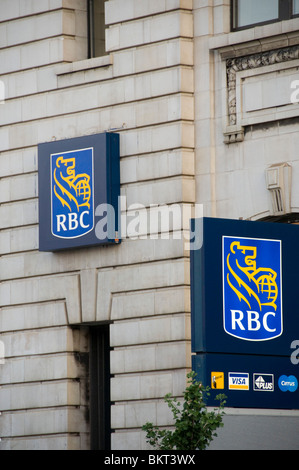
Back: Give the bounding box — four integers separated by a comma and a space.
232, 0, 298, 30
89, 325, 111, 450
88, 0, 106, 58
294, 0, 299, 15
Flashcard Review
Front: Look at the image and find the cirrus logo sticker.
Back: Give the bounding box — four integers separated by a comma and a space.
278, 375, 298, 392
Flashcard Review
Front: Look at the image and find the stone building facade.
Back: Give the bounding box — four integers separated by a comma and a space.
0, 0, 299, 450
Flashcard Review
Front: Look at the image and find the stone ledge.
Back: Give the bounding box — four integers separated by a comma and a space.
210, 19, 299, 56
55, 54, 113, 76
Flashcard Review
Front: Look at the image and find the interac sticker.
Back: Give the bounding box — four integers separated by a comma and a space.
223, 236, 283, 341
211, 372, 224, 390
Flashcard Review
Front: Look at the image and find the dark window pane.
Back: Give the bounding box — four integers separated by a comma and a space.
89, 325, 111, 450
88, 0, 106, 58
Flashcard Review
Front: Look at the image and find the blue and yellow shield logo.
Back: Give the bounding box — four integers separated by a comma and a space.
223, 236, 283, 341
51, 148, 94, 238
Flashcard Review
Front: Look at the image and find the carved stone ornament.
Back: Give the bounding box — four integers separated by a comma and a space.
225, 45, 299, 141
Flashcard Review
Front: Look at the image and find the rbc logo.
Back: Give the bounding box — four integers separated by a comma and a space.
223, 236, 283, 341
51, 148, 94, 239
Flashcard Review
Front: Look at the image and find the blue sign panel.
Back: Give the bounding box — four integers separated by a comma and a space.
190, 217, 299, 357
192, 353, 299, 410
38, 132, 120, 251
190, 217, 299, 409
223, 236, 283, 341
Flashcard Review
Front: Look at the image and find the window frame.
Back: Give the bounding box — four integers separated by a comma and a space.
231, 0, 298, 31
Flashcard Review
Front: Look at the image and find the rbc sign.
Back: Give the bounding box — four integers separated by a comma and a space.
190, 218, 299, 410
190, 217, 299, 357
222, 236, 283, 341
51, 148, 94, 239
38, 132, 120, 251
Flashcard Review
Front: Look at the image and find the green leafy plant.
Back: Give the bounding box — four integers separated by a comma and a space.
142, 371, 226, 450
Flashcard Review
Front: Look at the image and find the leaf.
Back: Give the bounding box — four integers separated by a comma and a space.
142, 372, 226, 450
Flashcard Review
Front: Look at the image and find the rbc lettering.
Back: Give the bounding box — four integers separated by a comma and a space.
230, 310, 276, 333
56, 211, 90, 232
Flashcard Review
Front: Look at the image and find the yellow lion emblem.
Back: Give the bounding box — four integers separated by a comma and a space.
53, 156, 91, 212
